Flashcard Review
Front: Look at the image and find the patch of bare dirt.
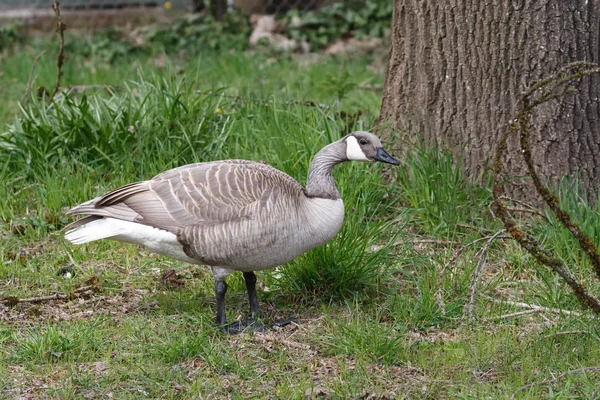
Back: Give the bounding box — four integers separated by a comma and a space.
1, 286, 155, 324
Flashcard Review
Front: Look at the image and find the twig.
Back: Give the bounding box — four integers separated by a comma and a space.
481, 309, 541, 322
21, 51, 46, 106
498, 196, 549, 222
436, 233, 511, 316
482, 295, 583, 317
1, 284, 99, 306
511, 366, 600, 399
444, 234, 512, 277
544, 330, 591, 339
463, 229, 506, 324
50, 0, 66, 102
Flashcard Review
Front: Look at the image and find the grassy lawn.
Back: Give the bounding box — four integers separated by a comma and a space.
2, 29, 600, 399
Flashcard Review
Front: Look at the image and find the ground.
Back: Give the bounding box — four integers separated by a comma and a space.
1, 25, 600, 399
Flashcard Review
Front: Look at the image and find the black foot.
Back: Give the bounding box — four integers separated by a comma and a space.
220, 317, 266, 335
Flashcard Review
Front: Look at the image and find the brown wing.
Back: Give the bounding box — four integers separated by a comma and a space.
66, 160, 304, 233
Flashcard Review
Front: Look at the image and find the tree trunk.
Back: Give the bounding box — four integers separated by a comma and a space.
378, 0, 600, 200
211, 0, 228, 20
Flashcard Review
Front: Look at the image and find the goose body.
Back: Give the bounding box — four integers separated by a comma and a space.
65, 131, 399, 332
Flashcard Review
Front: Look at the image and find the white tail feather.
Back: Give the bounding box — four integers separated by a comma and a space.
64, 217, 201, 265
64, 217, 130, 244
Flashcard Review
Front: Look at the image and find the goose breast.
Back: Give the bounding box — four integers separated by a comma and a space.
179, 195, 344, 271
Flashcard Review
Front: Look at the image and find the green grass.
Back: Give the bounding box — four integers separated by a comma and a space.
2, 31, 600, 399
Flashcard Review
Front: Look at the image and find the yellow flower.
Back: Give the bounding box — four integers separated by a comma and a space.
164, 1, 172, 9
216, 108, 223, 114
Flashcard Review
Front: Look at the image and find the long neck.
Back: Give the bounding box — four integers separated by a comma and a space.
305, 141, 346, 199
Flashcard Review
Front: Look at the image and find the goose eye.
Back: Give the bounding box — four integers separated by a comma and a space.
359, 138, 368, 145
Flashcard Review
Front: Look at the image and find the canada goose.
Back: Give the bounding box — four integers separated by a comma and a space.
64, 131, 399, 333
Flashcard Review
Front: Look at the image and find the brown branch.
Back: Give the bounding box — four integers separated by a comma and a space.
1, 285, 97, 306
517, 62, 600, 281
50, 0, 66, 102
511, 366, 600, 400
1, 277, 100, 306
492, 124, 600, 313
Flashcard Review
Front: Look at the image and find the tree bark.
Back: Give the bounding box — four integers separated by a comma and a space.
378, 0, 600, 200
211, 0, 227, 20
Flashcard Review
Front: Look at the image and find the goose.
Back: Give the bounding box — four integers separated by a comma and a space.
64, 131, 399, 333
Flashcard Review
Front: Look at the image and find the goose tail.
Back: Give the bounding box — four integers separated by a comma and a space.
64, 217, 128, 245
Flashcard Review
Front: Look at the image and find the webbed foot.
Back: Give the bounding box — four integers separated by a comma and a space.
220, 317, 266, 335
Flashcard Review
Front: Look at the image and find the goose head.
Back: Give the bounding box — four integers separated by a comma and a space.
344, 131, 400, 165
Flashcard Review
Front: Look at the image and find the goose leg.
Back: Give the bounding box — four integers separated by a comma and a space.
214, 279, 228, 327
214, 273, 265, 334
243, 271, 295, 330
224, 271, 265, 334
243, 271, 262, 319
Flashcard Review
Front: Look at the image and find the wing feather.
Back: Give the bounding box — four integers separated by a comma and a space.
66, 160, 304, 234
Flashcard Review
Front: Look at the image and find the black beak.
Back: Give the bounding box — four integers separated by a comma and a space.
373, 147, 400, 166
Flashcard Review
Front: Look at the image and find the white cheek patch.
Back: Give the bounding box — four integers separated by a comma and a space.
345, 136, 370, 161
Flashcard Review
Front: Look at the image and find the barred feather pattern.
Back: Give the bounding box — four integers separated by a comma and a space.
65, 149, 348, 270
